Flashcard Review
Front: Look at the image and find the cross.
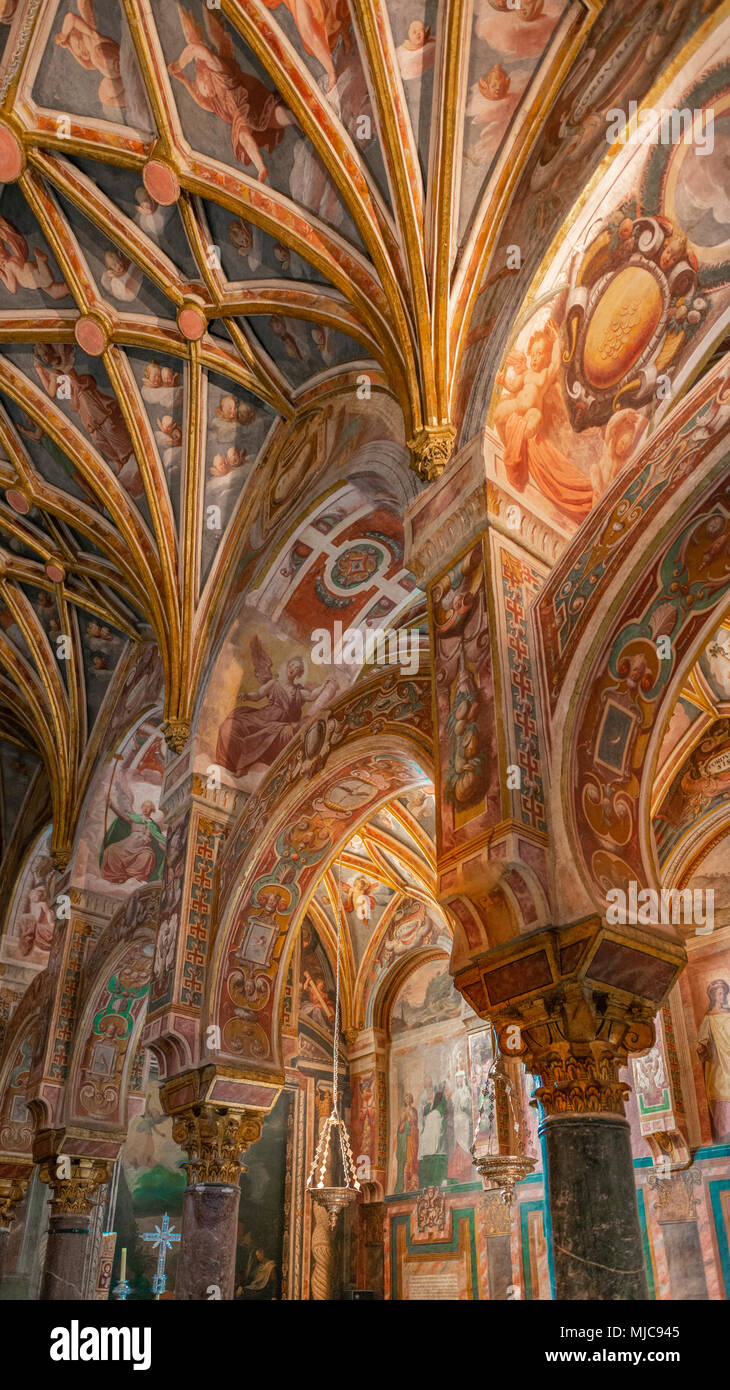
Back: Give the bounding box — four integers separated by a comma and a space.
141, 1212, 181, 1298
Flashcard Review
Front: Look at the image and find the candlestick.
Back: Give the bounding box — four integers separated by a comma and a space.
119, 1247, 126, 1282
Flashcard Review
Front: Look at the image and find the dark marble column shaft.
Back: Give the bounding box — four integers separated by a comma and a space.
175, 1183, 241, 1301
39, 1213, 91, 1300
539, 1112, 648, 1300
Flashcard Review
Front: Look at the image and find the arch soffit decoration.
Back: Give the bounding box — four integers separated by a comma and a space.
208, 729, 434, 1076
546, 383, 730, 907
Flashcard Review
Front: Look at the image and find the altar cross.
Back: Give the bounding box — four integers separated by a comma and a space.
141, 1212, 180, 1297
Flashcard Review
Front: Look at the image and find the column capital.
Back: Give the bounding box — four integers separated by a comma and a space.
455, 916, 686, 1115
171, 1103, 263, 1185
37, 1157, 110, 1218
0, 1175, 28, 1229
407, 424, 456, 482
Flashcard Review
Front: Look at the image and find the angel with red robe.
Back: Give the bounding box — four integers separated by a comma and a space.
168, 5, 294, 181
215, 636, 337, 779
0, 218, 69, 299
262, 0, 351, 94
33, 343, 142, 497
56, 0, 126, 110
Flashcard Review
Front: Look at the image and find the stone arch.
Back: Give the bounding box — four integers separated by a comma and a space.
0, 977, 44, 1164
540, 359, 730, 916
63, 888, 158, 1134
206, 729, 434, 1080
366, 940, 452, 1039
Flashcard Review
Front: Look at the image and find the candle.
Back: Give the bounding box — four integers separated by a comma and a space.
119, 1248, 127, 1282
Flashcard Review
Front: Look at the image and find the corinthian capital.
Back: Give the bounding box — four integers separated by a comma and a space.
496, 982, 656, 1117
0, 1176, 28, 1228
172, 1104, 263, 1185
37, 1158, 110, 1217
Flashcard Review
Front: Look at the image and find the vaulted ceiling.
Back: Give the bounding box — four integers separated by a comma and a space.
0, 0, 719, 870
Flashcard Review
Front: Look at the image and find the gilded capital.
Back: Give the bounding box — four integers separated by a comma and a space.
37, 1158, 110, 1217
0, 1176, 28, 1228
162, 718, 191, 754
172, 1104, 263, 1185
408, 424, 456, 481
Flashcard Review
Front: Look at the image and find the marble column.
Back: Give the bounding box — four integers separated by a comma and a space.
455, 916, 686, 1302
0, 1176, 24, 1288
172, 1104, 263, 1301
540, 1111, 647, 1300
499, 982, 657, 1302
37, 1159, 109, 1301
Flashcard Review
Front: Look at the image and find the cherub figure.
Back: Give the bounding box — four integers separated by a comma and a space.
210, 445, 246, 478
101, 249, 142, 303
493, 318, 594, 522
269, 314, 307, 360
0, 218, 68, 299
465, 63, 530, 166
396, 20, 436, 81
341, 874, 378, 924
230, 218, 262, 272
168, 5, 294, 181
215, 635, 337, 778
56, 0, 126, 110
262, 0, 351, 95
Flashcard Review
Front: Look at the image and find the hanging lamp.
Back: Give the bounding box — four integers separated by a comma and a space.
306, 858, 360, 1228
472, 1030, 536, 1205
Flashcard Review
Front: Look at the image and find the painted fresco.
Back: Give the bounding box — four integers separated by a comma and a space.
0, 186, 69, 307
390, 957, 461, 1037
461, 0, 567, 238
0, 827, 55, 972
683, 838, 730, 932
113, 1061, 289, 1299
340, 865, 395, 968
699, 623, 730, 703
74, 717, 166, 897
397, 787, 436, 840
654, 719, 730, 865
461, 0, 710, 440
198, 618, 342, 792
114, 1063, 186, 1299
248, 474, 417, 643
682, 937, 730, 1145
388, 0, 439, 177
34, 1, 153, 130
298, 915, 336, 1037
2, 0, 730, 1318
235, 1090, 291, 1300
156, 4, 360, 244
489, 44, 730, 529
388, 958, 479, 1193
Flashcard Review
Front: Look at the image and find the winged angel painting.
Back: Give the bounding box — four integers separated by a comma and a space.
215, 635, 338, 780
169, 6, 295, 181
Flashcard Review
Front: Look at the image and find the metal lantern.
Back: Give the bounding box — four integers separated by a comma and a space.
306, 859, 360, 1226
472, 1031, 536, 1205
